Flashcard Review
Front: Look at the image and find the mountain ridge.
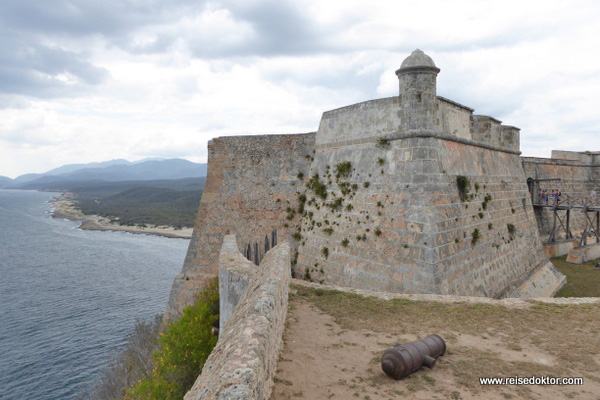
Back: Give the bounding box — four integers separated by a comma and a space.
0, 159, 207, 189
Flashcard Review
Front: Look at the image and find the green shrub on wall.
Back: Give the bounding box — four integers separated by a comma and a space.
125, 278, 219, 400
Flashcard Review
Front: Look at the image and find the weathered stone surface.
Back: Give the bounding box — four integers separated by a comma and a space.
219, 234, 258, 330
184, 240, 291, 400
567, 243, 600, 264
165, 133, 314, 318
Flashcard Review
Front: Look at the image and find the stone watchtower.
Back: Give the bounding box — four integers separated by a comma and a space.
396, 49, 440, 133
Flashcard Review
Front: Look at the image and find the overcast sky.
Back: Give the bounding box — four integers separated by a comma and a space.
1, 0, 600, 178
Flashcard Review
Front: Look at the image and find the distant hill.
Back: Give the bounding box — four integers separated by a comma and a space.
6, 159, 207, 189
35, 177, 206, 197
76, 186, 203, 227
42, 159, 131, 177
0, 176, 13, 188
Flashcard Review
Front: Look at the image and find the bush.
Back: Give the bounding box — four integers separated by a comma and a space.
456, 176, 470, 201
125, 278, 219, 400
335, 162, 352, 179
471, 229, 480, 245
306, 174, 328, 200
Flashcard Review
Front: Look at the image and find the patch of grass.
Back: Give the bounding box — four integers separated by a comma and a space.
552, 256, 600, 297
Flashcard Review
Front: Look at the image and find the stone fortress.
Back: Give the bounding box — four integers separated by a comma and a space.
167, 49, 600, 318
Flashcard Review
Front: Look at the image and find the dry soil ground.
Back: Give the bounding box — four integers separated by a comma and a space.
271, 284, 600, 400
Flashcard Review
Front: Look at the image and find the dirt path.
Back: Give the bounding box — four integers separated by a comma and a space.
271, 286, 600, 400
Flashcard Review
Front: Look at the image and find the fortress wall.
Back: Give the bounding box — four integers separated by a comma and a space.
437, 97, 472, 140
522, 156, 598, 238
316, 97, 401, 145
165, 133, 315, 318
296, 135, 562, 298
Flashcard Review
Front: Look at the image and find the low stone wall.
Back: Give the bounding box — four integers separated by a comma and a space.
218, 235, 258, 331
567, 243, 600, 264
184, 239, 291, 400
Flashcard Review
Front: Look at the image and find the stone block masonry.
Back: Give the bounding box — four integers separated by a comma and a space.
165, 133, 314, 318
184, 239, 291, 400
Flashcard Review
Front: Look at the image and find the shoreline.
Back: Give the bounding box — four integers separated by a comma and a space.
49, 193, 194, 239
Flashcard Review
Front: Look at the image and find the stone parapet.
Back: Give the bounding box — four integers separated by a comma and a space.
184, 240, 291, 400
218, 234, 258, 330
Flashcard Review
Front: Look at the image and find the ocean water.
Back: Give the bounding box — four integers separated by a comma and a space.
0, 189, 189, 400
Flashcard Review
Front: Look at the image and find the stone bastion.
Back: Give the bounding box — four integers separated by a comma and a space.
166, 49, 575, 319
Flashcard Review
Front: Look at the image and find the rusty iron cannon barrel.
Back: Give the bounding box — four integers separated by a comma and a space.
381, 334, 446, 380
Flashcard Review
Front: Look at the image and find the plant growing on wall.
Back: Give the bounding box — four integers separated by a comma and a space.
456, 176, 471, 201
507, 224, 516, 239
471, 228, 480, 245
376, 138, 391, 149
335, 161, 352, 179
307, 174, 328, 199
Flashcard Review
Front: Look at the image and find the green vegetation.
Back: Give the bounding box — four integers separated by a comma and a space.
481, 194, 492, 210
296, 193, 307, 214
471, 228, 480, 245
375, 138, 391, 149
321, 247, 329, 259
306, 174, 328, 199
552, 256, 600, 297
507, 223, 516, 239
77, 186, 202, 228
334, 162, 352, 179
84, 279, 218, 400
125, 278, 219, 400
456, 176, 470, 202
341, 238, 349, 247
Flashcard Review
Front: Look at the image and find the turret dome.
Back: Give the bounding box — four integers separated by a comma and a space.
397, 49, 439, 73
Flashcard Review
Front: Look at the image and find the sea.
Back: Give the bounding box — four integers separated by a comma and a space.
0, 189, 189, 400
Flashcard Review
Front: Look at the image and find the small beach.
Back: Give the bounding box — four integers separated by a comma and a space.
49, 193, 194, 239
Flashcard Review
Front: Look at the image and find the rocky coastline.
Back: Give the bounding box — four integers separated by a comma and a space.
49, 193, 193, 239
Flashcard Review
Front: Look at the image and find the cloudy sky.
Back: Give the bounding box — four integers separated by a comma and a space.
1, 0, 600, 178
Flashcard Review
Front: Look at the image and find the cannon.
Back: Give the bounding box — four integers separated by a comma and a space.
381, 334, 446, 379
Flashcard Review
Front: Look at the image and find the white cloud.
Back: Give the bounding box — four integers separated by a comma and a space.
1, 0, 600, 178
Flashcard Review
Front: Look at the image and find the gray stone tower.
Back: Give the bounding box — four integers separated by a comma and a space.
396, 49, 440, 132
